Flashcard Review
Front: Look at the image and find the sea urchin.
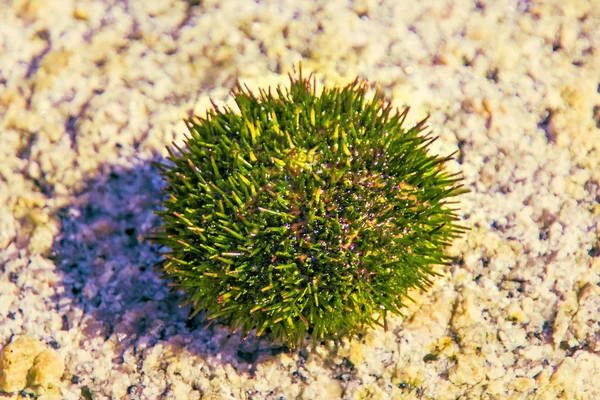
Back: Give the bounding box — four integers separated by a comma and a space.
150, 69, 467, 348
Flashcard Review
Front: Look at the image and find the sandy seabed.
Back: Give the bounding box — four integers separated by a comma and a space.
1, 0, 599, 399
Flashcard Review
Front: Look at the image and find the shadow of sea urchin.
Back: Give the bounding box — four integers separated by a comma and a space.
150, 69, 468, 348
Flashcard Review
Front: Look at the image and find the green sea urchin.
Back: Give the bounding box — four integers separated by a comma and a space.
150, 69, 467, 348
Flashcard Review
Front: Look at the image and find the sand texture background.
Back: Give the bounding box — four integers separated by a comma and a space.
1, 0, 600, 399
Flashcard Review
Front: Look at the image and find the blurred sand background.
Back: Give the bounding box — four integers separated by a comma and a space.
1, 0, 599, 398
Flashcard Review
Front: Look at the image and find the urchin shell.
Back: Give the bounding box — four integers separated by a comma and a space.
151, 70, 467, 347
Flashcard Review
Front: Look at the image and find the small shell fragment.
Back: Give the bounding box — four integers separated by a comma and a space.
0, 336, 64, 395
0, 336, 45, 393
